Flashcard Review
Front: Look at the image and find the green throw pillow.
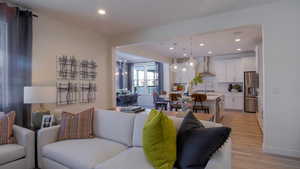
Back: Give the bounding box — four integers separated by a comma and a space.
143, 109, 177, 169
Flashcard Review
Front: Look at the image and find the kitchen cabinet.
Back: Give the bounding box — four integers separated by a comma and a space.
242, 56, 256, 72
224, 93, 243, 110
215, 61, 226, 82
215, 59, 243, 83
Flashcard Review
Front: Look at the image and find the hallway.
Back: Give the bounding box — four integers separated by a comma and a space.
222, 111, 300, 169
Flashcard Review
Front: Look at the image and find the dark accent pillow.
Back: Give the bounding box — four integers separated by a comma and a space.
176, 111, 231, 169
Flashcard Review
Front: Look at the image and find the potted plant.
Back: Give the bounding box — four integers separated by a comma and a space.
188, 73, 203, 93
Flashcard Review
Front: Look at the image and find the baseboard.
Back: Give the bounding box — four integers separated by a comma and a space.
263, 144, 300, 158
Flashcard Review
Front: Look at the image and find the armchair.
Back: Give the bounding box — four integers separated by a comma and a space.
0, 125, 35, 169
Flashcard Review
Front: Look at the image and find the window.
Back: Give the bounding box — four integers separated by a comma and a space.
133, 62, 158, 95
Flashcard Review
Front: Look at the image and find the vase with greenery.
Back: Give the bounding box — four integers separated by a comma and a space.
188, 73, 203, 93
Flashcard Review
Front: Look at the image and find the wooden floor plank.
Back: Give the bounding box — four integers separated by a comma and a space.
221, 111, 300, 169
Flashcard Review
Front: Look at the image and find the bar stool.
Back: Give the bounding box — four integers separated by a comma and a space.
191, 93, 210, 113
153, 91, 168, 110
169, 93, 182, 111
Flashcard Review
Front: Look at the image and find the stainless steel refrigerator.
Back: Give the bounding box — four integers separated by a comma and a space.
244, 71, 258, 113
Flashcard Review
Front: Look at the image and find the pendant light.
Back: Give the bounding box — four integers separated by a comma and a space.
170, 42, 178, 72
188, 37, 195, 67
180, 47, 187, 72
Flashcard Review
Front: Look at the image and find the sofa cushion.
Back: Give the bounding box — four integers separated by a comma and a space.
132, 113, 182, 147
42, 138, 127, 169
95, 147, 153, 169
0, 144, 25, 165
143, 110, 177, 169
133, 113, 224, 147
133, 113, 184, 147
0, 111, 16, 145
94, 109, 135, 146
58, 108, 95, 140
176, 111, 231, 169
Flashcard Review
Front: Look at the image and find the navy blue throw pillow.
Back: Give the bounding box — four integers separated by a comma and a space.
176, 111, 231, 169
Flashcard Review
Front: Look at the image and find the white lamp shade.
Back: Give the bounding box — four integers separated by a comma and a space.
24, 86, 56, 104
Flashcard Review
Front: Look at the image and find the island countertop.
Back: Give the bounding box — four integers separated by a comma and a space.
161, 92, 224, 101
186, 92, 224, 101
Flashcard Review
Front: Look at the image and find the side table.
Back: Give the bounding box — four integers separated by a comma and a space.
30, 127, 40, 169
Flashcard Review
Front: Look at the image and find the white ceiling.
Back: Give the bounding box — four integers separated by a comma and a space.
119, 25, 262, 59
10, 0, 278, 35
116, 51, 154, 63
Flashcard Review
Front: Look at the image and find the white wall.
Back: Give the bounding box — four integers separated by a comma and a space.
32, 13, 112, 112
112, 0, 300, 158
163, 63, 170, 92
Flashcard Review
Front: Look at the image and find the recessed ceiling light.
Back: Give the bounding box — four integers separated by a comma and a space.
98, 9, 106, 15
169, 47, 174, 50
183, 53, 187, 56
200, 43, 205, 47
189, 62, 194, 66
174, 65, 178, 69
182, 67, 187, 72
208, 51, 213, 54
236, 48, 242, 51
235, 38, 241, 42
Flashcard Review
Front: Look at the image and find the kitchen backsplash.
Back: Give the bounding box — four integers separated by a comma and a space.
192, 76, 243, 93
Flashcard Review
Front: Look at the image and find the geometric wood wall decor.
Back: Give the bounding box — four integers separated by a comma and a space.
56, 55, 78, 80
56, 81, 78, 105
80, 60, 97, 81
56, 55, 98, 105
79, 82, 97, 103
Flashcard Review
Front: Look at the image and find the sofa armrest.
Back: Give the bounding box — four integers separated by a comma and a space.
37, 125, 60, 168
13, 125, 35, 169
206, 137, 232, 169
200, 120, 223, 128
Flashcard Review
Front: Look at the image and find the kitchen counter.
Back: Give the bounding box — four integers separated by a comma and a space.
191, 92, 224, 101
180, 92, 224, 123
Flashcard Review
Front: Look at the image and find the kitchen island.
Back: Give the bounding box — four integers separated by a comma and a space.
200, 92, 224, 123
162, 92, 224, 123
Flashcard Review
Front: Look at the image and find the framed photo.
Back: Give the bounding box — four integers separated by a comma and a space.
41, 115, 54, 129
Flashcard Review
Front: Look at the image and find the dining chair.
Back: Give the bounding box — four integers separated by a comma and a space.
169, 93, 182, 111
153, 91, 168, 110
191, 93, 210, 113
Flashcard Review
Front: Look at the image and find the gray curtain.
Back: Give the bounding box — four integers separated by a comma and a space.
117, 62, 123, 89
127, 63, 133, 92
156, 62, 164, 93
0, 3, 32, 127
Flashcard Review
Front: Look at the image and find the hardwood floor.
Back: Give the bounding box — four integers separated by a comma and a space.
221, 111, 300, 169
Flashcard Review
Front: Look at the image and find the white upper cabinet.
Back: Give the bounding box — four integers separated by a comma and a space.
242, 56, 256, 72
215, 58, 243, 83
215, 56, 255, 83
215, 61, 227, 82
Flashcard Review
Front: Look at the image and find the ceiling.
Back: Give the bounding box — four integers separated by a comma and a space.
116, 51, 154, 63
10, 0, 278, 35
119, 25, 262, 60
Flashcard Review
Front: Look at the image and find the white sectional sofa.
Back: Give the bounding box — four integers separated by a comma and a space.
37, 109, 231, 169
0, 125, 35, 169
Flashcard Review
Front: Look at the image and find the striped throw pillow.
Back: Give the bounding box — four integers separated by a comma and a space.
58, 108, 95, 140
0, 111, 16, 145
